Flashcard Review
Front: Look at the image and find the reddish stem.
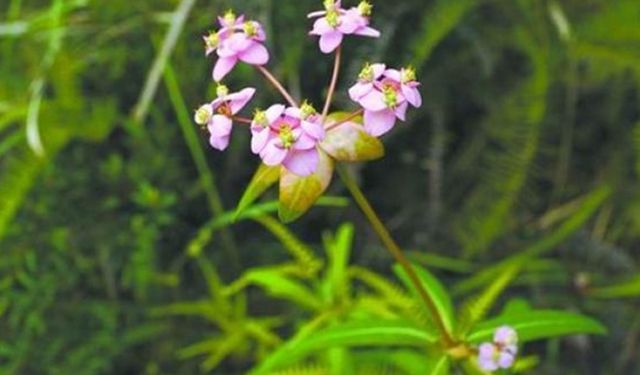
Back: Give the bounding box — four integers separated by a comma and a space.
256, 66, 298, 107
324, 109, 364, 132
321, 47, 342, 124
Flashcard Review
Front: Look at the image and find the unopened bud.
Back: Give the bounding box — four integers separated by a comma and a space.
243, 21, 257, 37
300, 101, 317, 119
358, 1, 373, 16
401, 66, 416, 83
253, 109, 268, 127
195, 104, 213, 126
223, 9, 236, 26
216, 84, 229, 98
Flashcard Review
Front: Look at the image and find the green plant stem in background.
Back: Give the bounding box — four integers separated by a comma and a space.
337, 165, 455, 346
163, 62, 240, 271
133, 0, 197, 124
321, 46, 341, 123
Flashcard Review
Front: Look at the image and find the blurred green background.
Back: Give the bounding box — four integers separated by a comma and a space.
1, 0, 639, 374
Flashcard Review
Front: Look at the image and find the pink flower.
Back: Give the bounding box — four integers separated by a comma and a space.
204, 10, 270, 82
251, 103, 325, 176
308, 0, 380, 54
385, 67, 422, 108
348, 63, 386, 101
350, 65, 421, 137
195, 85, 256, 151
477, 326, 518, 372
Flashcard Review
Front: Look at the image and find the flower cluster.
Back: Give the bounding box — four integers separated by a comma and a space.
308, 0, 380, 53
195, 1, 422, 178
204, 10, 269, 81
477, 326, 518, 372
349, 64, 422, 136
251, 103, 325, 176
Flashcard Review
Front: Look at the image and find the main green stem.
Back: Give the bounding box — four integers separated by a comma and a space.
337, 165, 454, 346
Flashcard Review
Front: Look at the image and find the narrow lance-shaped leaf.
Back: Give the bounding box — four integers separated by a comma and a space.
466, 310, 607, 344
321, 112, 384, 162
279, 150, 334, 223
235, 163, 280, 219
249, 319, 437, 375
393, 263, 456, 335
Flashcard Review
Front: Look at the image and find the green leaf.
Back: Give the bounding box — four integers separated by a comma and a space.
323, 223, 354, 301
235, 163, 281, 219
393, 263, 455, 334
237, 269, 322, 310
457, 263, 521, 335
427, 355, 450, 375
467, 310, 607, 344
321, 112, 384, 162
250, 319, 437, 375
589, 275, 640, 299
279, 150, 334, 222
453, 185, 611, 294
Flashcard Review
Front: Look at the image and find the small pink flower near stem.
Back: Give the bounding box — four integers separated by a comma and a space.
194, 85, 256, 151
251, 102, 325, 176
477, 326, 518, 372
308, 0, 380, 54
204, 10, 270, 82
350, 64, 422, 137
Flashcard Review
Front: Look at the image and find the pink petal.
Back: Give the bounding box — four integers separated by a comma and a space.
395, 101, 408, 121
239, 42, 269, 65
209, 134, 230, 151
338, 15, 359, 34
283, 148, 319, 176
354, 26, 381, 38
348, 82, 373, 101
284, 106, 302, 119
359, 90, 387, 111
266, 104, 286, 123
228, 33, 252, 52
212, 56, 238, 81
208, 115, 233, 137
319, 31, 343, 53
372, 63, 386, 79
210, 97, 224, 110
310, 17, 333, 35
260, 140, 288, 166
364, 109, 396, 137
294, 133, 317, 150
401, 85, 422, 108
251, 126, 272, 154
307, 10, 327, 18
497, 352, 515, 369
227, 87, 256, 114
384, 69, 402, 82
301, 119, 325, 140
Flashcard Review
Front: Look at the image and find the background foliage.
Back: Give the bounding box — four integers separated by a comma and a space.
1, 0, 639, 374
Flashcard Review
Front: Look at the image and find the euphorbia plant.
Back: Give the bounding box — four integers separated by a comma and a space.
193, 1, 606, 373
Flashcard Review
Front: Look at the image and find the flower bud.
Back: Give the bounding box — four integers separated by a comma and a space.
300, 101, 317, 119
357, 1, 373, 16
358, 63, 374, 81
223, 9, 236, 26
243, 21, 258, 37
323, 0, 336, 11
216, 84, 230, 98
195, 104, 213, 126
326, 9, 340, 28
253, 109, 268, 127
401, 66, 417, 83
